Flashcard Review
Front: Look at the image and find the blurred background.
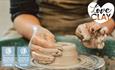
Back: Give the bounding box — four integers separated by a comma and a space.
0, 0, 97, 38
0, 0, 12, 37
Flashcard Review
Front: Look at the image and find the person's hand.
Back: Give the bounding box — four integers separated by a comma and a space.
82, 33, 107, 49
75, 22, 105, 49
13, 14, 63, 64
75, 19, 115, 49
31, 26, 56, 48
30, 26, 63, 64
31, 44, 63, 64
75, 22, 91, 41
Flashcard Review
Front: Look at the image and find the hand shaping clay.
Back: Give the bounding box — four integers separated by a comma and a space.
32, 52, 55, 64
31, 44, 63, 64
32, 42, 78, 65
49, 42, 78, 66
75, 23, 91, 41
35, 47, 63, 57
30, 42, 105, 70
76, 22, 107, 49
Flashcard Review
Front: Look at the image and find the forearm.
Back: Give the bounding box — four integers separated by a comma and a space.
97, 0, 115, 34
101, 19, 115, 34
14, 14, 41, 39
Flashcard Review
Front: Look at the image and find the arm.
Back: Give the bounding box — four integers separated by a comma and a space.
14, 14, 41, 39
10, 0, 56, 48
10, 0, 63, 64
100, 19, 115, 34
10, 0, 40, 39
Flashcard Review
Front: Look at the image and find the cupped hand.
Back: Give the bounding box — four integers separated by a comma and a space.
75, 19, 115, 49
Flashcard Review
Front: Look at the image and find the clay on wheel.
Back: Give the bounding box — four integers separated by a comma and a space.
49, 42, 78, 66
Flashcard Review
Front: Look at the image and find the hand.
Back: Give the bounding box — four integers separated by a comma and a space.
75, 19, 115, 49
30, 26, 62, 64
75, 23, 91, 41
31, 44, 63, 64
75, 22, 104, 49
13, 14, 62, 64
82, 34, 107, 49
31, 26, 56, 48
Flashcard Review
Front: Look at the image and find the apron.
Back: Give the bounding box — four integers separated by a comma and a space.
36, 0, 93, 34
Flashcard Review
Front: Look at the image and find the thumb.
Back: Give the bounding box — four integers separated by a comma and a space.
99, 27, 108, 35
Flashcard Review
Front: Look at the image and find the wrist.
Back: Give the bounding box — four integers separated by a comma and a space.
100, 19, 115, 34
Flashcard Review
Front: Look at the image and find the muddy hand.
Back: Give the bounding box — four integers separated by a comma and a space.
75, 21, 108, 49
32, 52, 55, 64
31, 44, 63, 57
31, 44, 63, 64
96, 34, 107, 49
75, 24, 91, 41
99, 27, 108, 35
82, 30, 107, 49
94, 27, 108, 49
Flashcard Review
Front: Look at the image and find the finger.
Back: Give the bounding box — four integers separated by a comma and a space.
76, 24, 91, 41
95, 34, 107, 49
83, 39, 97, 48
40, 48, 62, 57
90, 24, 101, 33
99, 27, 108, 35
31, 44, 62, 57
31, 44, 44, 51
97, 42, 105, 49
75, 24, 84, 39
32, 51, 55, 64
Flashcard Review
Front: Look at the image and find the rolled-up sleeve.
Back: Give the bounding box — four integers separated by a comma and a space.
97, 0, 115, 20
10, 0, 39, 21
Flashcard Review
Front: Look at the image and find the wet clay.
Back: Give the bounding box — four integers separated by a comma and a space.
30, 42, 105, 70
76, 22, 108, 49
32, 42, 78, 65
49, 42, 78, 66
32, 46, 63, 64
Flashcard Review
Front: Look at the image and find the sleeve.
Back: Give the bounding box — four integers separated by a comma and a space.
97, 0, 115, 20
10, 0, 39, 21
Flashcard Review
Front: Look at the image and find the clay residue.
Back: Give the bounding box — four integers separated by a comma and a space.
32, 43, 63, 64
75, 22, 108, 49
32, 42, 78, 65
49, 42, 78, 66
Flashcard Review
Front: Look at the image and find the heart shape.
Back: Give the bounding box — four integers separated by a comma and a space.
88, 2, 114, 24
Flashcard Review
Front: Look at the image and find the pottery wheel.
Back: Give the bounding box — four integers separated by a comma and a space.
18, 42, 105, 70
28, 55, 105, 70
